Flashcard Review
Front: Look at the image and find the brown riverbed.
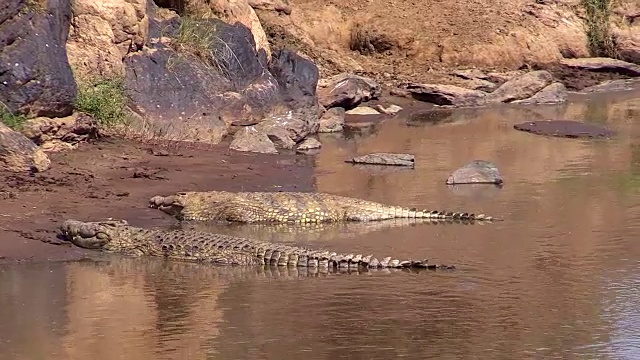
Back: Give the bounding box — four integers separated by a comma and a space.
1, 88, 639, 359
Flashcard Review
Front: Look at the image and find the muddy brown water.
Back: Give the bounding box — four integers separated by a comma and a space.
1, 88, 640, 359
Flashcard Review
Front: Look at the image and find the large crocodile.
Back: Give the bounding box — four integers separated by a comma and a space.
58, 219, 455, 271
148, 191, 499, 224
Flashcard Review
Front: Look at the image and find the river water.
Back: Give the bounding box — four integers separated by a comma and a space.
1, 89, 639, 359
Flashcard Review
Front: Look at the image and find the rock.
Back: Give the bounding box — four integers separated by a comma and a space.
248, 0, 292, 14
345, 153, 415, 167
296, 137, 321, 152
205, 0, 272, 58
513, 120, 616, 139
66, 0, 148, 79
403, 83, 487, 107
318, 107, 345, 133
612, 25, 640, 64
578, 79, 639, 94
559, 58, 640, 76
486, 70, 553, 103
346, 106, 380, 115
20, 113, 100, 152
389, 88, 411, 97
123, 44, 231, 144
255, 107, 319, 144
317, 73, 381, 109
373, 104, 403, 115
0, 0, 77, 118
511, 82, 567, 105
229, 127, 278, 154
267, 49, 320, 109
0, 122, 51, 173
446, 160, 503, 185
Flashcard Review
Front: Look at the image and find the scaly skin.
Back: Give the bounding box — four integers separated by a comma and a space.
148, 191, 500, 224
58, 219, 455, 270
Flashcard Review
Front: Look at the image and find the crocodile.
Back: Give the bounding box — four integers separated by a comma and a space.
58, 219, 455, 271
148, 190, 499, 224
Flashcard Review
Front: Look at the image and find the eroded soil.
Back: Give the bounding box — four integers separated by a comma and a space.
0, 138, 316, 263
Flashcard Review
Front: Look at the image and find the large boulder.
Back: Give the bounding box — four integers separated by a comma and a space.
0, 122, 51, 173
66, 0, 149, 79
559, 58, 640, 76
318, 73, 381, 109
403, 83, 487, 107
125, 14, 319, 145
0, 0, 77, 118
486, 70, 553, 103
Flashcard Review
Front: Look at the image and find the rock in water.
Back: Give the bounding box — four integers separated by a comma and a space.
513, 120, 616, 139
0, 123, 51, 173
346, 153, 415, 167
446, 160, 503, 185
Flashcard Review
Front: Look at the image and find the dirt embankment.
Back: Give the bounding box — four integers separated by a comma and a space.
256, 0, 639, 86
0, 139, 315, 263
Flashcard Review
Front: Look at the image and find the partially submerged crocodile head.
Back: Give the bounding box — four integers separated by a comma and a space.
58, 219, 141, 252
148, 191, 236, 221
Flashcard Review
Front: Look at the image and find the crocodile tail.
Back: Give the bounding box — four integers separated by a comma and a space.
404, 207, 499, 221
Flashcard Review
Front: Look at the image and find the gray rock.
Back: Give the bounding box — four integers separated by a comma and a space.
296, 137, 321, 152
318, 107, 345, 133
487, 70, 554, 103
255, 107, 319, 145
446, 160, 504, 185
0, 122, 51, 173
373, 104, 403, 115
229, 127, 278, 154
0, 0, 77, 117
318, 73, 381, 109
560, 57, 640, 77
512, 82, 567, 105
403, 83, 487, 107
346, 153, 415, 167
346, 106, 381, 115
20, 112, 100, 152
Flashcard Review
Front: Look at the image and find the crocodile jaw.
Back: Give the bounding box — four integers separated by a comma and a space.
149, 195, 186, 220
58, 219, 127, 249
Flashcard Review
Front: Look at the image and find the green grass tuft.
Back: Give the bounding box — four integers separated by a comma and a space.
0, 102, 27, 130
581, 0, 618, 58
74, 78, 130, 128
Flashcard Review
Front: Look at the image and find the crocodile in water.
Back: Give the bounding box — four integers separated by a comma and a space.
58, 219, 455, 271
148, 191, 499, 223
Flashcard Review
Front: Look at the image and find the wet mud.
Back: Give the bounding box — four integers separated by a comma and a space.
0, 138, 315, 263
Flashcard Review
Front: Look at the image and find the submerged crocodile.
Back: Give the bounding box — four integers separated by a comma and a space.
59, 219, 454, 271
148, 191, 499, 224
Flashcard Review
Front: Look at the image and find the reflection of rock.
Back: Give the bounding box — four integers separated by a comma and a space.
317, 73, 381, 109
318, 107, 345, 133
406, 109, 456, 127
0, 123, 51, 173
229, 127, 278, 154
513, 120, 616, 139
446, 160, 504, 185
447, 183, 503, 200
578, 79, 639, 94
20, 113, 100, 152
346, 153, 415, 167
0, 0, 77, 118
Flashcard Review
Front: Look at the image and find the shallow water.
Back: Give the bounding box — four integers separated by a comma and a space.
2, 89, 640, 359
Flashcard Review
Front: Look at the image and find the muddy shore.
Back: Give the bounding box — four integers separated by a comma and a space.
0, 138, 317, 263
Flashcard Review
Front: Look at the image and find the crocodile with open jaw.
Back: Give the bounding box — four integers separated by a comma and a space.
58, 219, 455, 271
148, 191, 499, 224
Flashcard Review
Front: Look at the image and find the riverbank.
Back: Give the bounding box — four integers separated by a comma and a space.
0, 138, 315, 263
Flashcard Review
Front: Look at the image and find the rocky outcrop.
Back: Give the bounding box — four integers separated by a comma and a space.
20, 113, 100, 152
318, 73, 381, 109
124, 13, 320, 147
559, 58, 640, 76
66, 0, 148, 79
318, 107, 345, 133
403, 70, 569, 107
0, 123, 51, 173
0, 0, 77, 118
